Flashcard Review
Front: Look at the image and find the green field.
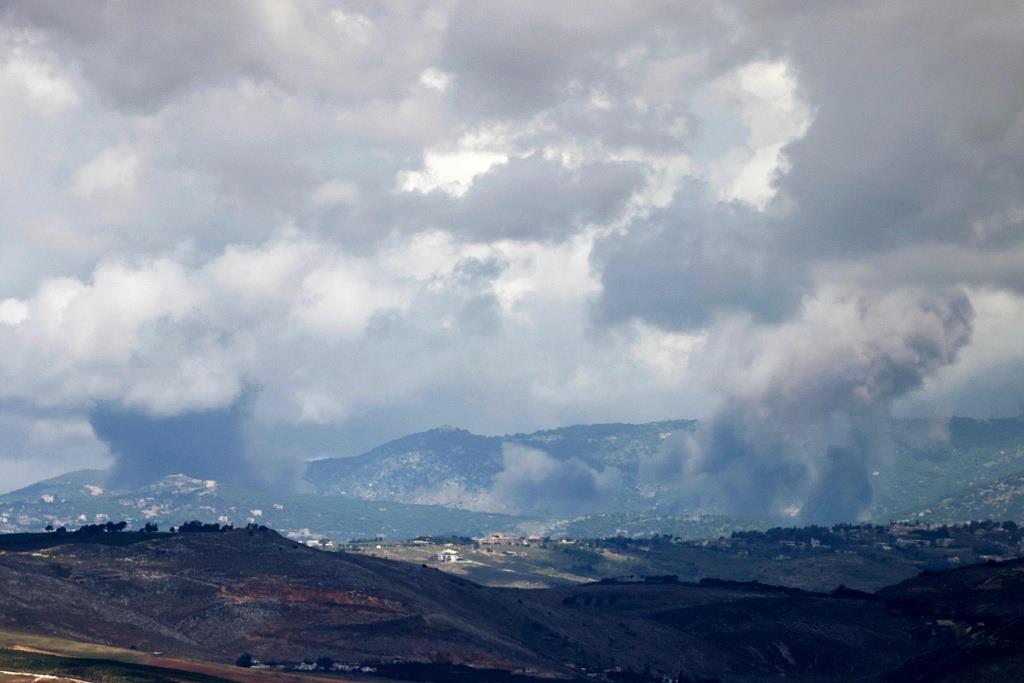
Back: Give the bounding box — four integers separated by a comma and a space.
0, 649, 233, 683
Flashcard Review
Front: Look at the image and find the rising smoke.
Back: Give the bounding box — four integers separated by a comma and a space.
486, 444, 622, 517
89, 401, 252, 489
643, 288, 975, 523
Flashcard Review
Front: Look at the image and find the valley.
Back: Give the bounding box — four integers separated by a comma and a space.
355, 520, 1024, 592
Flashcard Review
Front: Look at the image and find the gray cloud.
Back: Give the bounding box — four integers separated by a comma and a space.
3, 1, 437, 112
455, 154, 645, 240
441, 1, 744, 126
594, 186, 807, 329
591, 2, 1024, 333
755, 3, 1024, 259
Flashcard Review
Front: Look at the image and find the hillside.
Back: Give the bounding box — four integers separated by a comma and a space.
360, 520, 1024, 593
871, 417, 1024, 520
1, 528, 1024, 681
896, 470, 1024, 524
0, 471, 526, 541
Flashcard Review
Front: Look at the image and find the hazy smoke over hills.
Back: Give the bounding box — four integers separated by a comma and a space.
486, 444, 622, 517
90, 403, 250, 489
644, 289, 975, 523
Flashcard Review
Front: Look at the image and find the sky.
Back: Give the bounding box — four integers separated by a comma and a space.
0, 1, 1022, 501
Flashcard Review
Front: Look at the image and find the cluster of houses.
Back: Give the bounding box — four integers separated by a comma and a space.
421, 531, 548, 563
478, 531, 543, 546
429, 547, 462, 563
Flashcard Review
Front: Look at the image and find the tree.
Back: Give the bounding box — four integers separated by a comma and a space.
235, 653, 253, 668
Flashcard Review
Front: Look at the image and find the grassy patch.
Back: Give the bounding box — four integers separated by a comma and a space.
0, 648, 233, 682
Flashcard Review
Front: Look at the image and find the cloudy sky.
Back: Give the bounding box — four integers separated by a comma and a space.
0, 1, 1021, 496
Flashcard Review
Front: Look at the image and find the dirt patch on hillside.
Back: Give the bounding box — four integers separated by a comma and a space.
220, 580, 405, 612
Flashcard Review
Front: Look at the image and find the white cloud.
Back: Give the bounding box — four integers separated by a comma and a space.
309, 178, 358, 207
0, 298, 28, 325
400, 149, 509, 196
705, 60, 812, 209
71, 145, 142, 218
291, 261, 406, 339
418, 67, 451, 92
0, 48, 79, 115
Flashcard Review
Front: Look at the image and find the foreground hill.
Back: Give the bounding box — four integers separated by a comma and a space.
1, 528, 1024, 681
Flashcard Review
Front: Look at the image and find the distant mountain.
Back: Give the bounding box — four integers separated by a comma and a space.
0, 471, 525, 541
306, 417, 1024, 525
895, 470, 1024, 524
305, 426, 506, 505
870, 417, 1024, 520
305, 420, 695, 510
5, 416, 1024, 542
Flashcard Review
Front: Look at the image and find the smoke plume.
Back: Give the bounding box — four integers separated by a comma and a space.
486, 444, 622, 517
90, 402, 252, 489
644, 288, 974, 523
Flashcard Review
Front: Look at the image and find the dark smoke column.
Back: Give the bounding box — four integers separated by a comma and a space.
646, 288, 974, 523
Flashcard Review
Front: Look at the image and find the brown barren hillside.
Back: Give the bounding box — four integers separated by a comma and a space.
1, 529, 1024, 682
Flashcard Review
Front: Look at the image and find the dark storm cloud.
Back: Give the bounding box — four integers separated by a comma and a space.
2, 0, 433, 111
753, 2, 1024, 259
591, 2, 1024, 332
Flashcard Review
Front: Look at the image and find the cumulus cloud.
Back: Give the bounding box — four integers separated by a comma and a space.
0, 228, 711, 489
